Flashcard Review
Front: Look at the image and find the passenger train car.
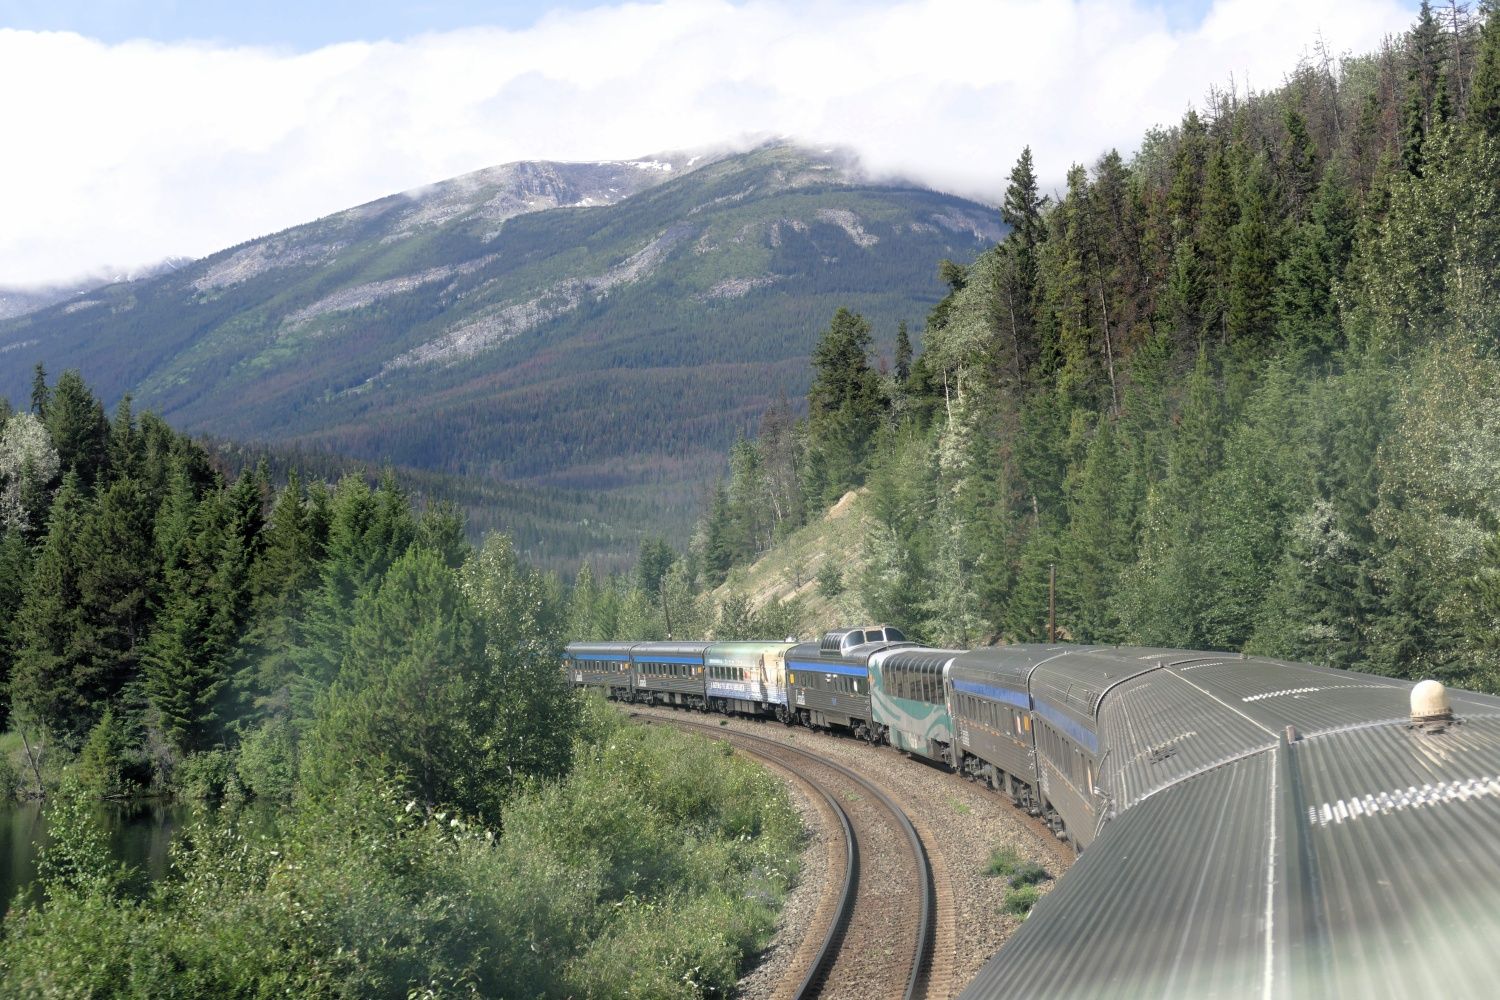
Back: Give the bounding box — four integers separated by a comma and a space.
784, 626, 911, 741
567, 627, 1500, 997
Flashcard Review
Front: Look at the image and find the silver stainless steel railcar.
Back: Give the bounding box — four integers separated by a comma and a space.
703, 641, 795, 718
563, 641, 636, 701
785, 626, 912, 740
631, 641, 711, 709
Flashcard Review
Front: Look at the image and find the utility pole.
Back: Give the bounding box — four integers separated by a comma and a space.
660, 582, 673, 640
1048, 563, 1056, 643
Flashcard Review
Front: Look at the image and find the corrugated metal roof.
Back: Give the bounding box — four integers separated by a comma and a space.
948, 644, 1071, 692
630, 641, 712, 659
1099, 668, 1276, 810
1288, 716, 1500, 997
963, 700, 1500, 998
963, 749, 1276, 999
1163, 657, 1410, 736
565, 641, 638, 657
1028, 647, 1161, 726
876, 647, 963, 671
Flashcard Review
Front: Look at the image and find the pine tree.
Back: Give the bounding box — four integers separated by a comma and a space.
1471, 2, 1500, 137
1197, 143, 1240, 342
1281, 107, 1320, 215
295, 475, 415, 699
1226, 153, 1281, 357
804, 308, 885, 504
237, 474, 320, 716
10, 474, 90, 743
894, 321, 913, 384
45, 371, 110, 489
29, 364, 49, 418
1061, 416, 1134, 641
1274, 163, 1355, 360
73, 478, 156, 710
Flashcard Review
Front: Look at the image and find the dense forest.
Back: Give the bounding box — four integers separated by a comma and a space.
592, 2, 1500, 694
0, 370, 799, 997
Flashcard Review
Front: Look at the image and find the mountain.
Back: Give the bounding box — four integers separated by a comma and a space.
0, 142, 1000, 564
0, 258, 192, 321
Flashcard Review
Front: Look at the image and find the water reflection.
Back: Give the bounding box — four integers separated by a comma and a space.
0, 799, 278, 909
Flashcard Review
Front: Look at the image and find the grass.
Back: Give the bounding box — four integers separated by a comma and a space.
1001, 884, 1043, 916
985, 845, 1051, 917
709, 488, 870, 630
945, 795, 972, 816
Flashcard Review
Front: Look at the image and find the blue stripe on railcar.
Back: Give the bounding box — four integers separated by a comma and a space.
633, 655, 703, 664
788, 660, 868, 678
953, 678, 1098, 752
953, 678, 1030, 709
1035, 701, 1098, 753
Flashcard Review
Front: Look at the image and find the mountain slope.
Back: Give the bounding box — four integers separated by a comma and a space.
0, 142, 999, 560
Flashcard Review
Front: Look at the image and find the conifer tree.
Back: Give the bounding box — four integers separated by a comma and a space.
29, 364, 49, 418
1226, 153, 1281, 357
45, 371, 110, 490
1061, 416, 1133, 641
1197, 143, 1240, 342
803, 308, 884, 505
10, 473, 90, 743
74, 478, 155, 709
1471, 2, 1500, 137
894, 321, 913, 384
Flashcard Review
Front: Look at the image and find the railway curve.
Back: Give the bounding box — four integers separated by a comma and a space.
638, 713, 939, 1000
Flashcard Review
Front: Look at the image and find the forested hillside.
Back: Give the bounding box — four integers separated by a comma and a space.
0, 144, 999, 567
585, 3, 1500, 695
0, 373, 801, 998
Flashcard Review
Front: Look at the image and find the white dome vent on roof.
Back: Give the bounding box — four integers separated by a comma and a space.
1410, 679, 1454, 730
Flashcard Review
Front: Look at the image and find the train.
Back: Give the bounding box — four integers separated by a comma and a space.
566, 626, 1500, 997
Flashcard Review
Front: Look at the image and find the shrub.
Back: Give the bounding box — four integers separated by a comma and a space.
176, 749, 239, 802
76, 708, 133, 799
816, 561, 844, 597
236, 718, 297, 803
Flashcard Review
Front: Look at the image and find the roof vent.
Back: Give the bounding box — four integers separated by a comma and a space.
1410, 679, 1454, 732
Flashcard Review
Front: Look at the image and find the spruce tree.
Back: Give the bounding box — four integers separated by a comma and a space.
1471, 2, 1500, 137
10, 474, 90, 743
805, 307, 885, 504
300, 546, 492, 813
29, 364, 48, 418
45, 371, 110, 489
74, 478, 155, 710
1226, 153, 1281, 357
894, 321, 913, 384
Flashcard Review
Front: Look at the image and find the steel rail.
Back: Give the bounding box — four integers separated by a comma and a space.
646, 715, 935, 1000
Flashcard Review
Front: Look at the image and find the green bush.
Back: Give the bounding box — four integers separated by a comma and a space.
176, 749, 240, 802
0, 747, 19, 801
0, 693, 804, 999
75, 708, 134, 799
236, 718, 297, 803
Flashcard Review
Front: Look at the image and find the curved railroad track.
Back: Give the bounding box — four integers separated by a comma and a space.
635, 713, 940, 1000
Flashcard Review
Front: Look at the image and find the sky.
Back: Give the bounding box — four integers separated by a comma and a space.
0, 0, 1418, 287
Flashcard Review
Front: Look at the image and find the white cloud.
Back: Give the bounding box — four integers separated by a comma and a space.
0, 0, 1414, 286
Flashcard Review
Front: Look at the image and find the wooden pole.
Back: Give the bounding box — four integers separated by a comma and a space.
1048, 563, 1056, 643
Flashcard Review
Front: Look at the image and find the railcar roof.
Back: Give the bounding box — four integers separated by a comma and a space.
872, 647, 963, 669
564, 641, 638, 656
786, 638, 912, 665
962, 670, 1500, 999
628, 641, 713, 658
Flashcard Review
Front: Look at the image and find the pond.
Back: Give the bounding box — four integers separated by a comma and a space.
0, 799, 276, 909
